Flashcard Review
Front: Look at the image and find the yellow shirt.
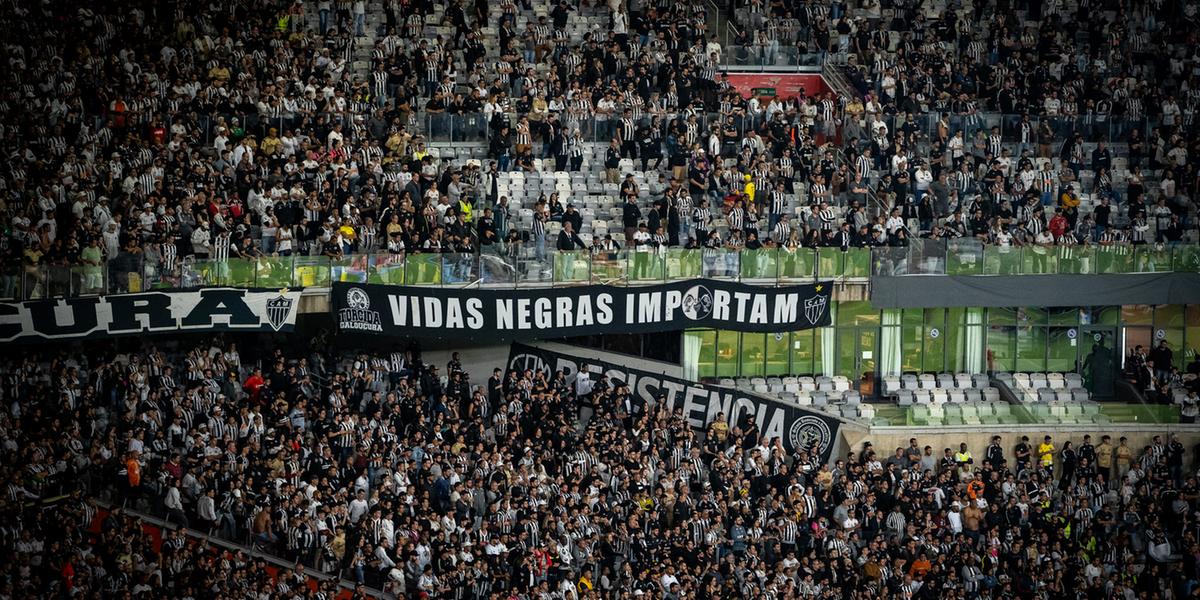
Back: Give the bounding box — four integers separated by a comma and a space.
709, 421, 728, 442
1115, 445, 1132, 466
260, 136, 281, 156
744, 181, 756, 204
1038, 442, 1055, 465
1095, 443, 1113, 468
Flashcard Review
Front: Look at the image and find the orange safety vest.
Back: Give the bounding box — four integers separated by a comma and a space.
126, 458, 141, 487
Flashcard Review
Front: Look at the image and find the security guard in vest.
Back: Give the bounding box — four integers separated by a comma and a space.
954, 442, 974, 468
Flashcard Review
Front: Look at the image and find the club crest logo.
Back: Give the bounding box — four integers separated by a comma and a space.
338, 287, 383, 332
508, 353, 550, 375
265, 291, 295, 331
804, 294, 828, 325
682, 285, 713, 320
788, 415, 832, 454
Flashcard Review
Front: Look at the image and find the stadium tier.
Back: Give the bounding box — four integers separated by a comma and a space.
2, 0, 1200, 598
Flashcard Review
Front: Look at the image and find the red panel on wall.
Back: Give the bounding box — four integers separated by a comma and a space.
724, 73, 831, 100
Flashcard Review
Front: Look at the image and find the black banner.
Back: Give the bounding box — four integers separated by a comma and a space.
507, 343, 843, 462
0, 288, 301, 343
331, 279, 832, 340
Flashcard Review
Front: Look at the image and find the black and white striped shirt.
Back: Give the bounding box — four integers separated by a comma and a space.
213, 234, 231, 260
771, 191, 787, 216
772, 220, 792, 243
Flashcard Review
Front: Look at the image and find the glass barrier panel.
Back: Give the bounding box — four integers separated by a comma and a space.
667, 249, 703, 279
739, 249, 777, 280
0, 266, 21, 300
873, 246, 908, 276
816, 247, 843, 278
224, 258, 256, 287
590, 250, 626, 282
292, 256, 332, 288
843, 247, 871, 277
104, 260, 142, 294
140, 260, 163, 291
1094, 245, 1134, 274
1097, 403, 1179, 424
45, 265, 73, 298
1173, 245, 1200, 272
1053, 245, 1093, 274
777, 248, 816, 279
946, 239, 984, 275
182, 259, 220, 289
73, 264, 108, 296
477, 251, 516, 286
1021, 245, 1058, 274
554, 251, 591, 284
901, 239, 945, 275
517, 256, 552, 284
628, 250, 666, 281
1134, 246, 1173, 273
982, 245, 1022, 275
405, 253, 442, 285
702, 248, 739, 279
369, 254, 408, 285
256, 257, 295, 288
331, 255, 370, 283
442, 253, 479, 284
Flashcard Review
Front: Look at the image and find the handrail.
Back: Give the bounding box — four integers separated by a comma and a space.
820, 60, 857, 99
5, 242, 1196, 299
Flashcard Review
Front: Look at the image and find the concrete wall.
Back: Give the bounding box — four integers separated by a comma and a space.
531, 341, 684, 378
422, 344, 511, 385
420, 340, 685, 387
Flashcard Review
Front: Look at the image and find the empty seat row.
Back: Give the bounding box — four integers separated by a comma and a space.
732, 376, 854, 394
994, 372, 1085, 391
777, 390, 862, 406
896, 387, 1001, 405
1024, 388, 1092, 404
808, 402, 877, 420
884, 373, 990, 394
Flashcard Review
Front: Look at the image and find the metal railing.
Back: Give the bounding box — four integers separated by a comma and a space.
872, 402, 1182, 427
4, 247, 875, 299
871, 239, 1200, 277
853, 112, 1181, 148
8, 241, 1197, 299
157, 106, 1184, 159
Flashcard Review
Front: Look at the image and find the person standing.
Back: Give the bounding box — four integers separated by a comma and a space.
622, 195, 642, 246
1114, 437, 1133, 486
1149, 341, 1173, 385
1014, 435, 1031, 473
1037, 436, 1055, 472
1095, 435, 1114, 485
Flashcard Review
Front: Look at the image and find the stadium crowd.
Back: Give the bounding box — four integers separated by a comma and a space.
2, 0, 1199, 299
1, 334, 1199, 599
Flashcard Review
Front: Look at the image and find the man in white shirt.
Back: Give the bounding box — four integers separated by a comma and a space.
348, 489, 369, 523
1044, 91, 1061, 116
891, 149, 909, 175
165, 480, 187, 526
327, 123, 344, 150
197, 488, 217, 529
574, 366, 593, 401
913, 163, 933, 203
885, 208, 904, 235
947, 502, 963, 533
213, 127, 229, 153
